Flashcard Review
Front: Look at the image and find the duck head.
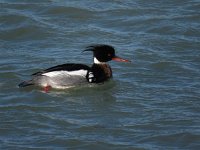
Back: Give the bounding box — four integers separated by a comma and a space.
84, 44, 130, 64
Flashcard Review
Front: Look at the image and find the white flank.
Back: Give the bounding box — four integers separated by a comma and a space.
42, 70, 87, 77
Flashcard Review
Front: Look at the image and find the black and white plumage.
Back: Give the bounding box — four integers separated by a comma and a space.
18, 44, 130, 89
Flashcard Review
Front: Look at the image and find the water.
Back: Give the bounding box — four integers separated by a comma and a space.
1, 0, 200, 149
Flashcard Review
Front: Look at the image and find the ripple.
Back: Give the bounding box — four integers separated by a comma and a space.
139, 132, 200, 149
1, 0, 200, 149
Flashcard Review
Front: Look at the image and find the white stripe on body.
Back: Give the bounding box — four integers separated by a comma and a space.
42, 70, 88, 77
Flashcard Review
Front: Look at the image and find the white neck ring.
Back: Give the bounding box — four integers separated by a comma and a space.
94, 57, 105, 64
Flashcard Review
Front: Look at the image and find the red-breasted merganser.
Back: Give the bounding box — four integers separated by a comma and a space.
18, 44, 130, 90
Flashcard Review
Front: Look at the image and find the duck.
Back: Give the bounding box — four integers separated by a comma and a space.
18, 44, 130, 91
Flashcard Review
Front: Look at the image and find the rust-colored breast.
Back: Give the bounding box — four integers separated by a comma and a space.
100, 64, 112, 78
91, 63, 113, 83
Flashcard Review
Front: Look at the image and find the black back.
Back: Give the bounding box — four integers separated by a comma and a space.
32, 63, 91, 76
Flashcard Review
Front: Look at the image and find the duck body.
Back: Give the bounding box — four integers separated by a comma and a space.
18, 45, 130, 90
19, 63, 112, 89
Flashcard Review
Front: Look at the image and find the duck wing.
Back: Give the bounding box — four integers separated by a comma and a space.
32, 63, 91, 76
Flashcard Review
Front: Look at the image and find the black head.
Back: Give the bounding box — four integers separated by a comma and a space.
85, 44, 115, 62
84, 44, 130, 63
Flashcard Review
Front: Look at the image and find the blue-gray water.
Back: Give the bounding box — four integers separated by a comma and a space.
1, 0, 200, 149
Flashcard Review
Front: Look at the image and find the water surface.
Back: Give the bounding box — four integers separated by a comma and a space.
0, 0, 200, 149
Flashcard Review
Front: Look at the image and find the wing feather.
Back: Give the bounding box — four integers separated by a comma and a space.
32, 63, 90, 76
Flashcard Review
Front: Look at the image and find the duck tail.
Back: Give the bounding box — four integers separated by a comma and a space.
18, 80, 34, 87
